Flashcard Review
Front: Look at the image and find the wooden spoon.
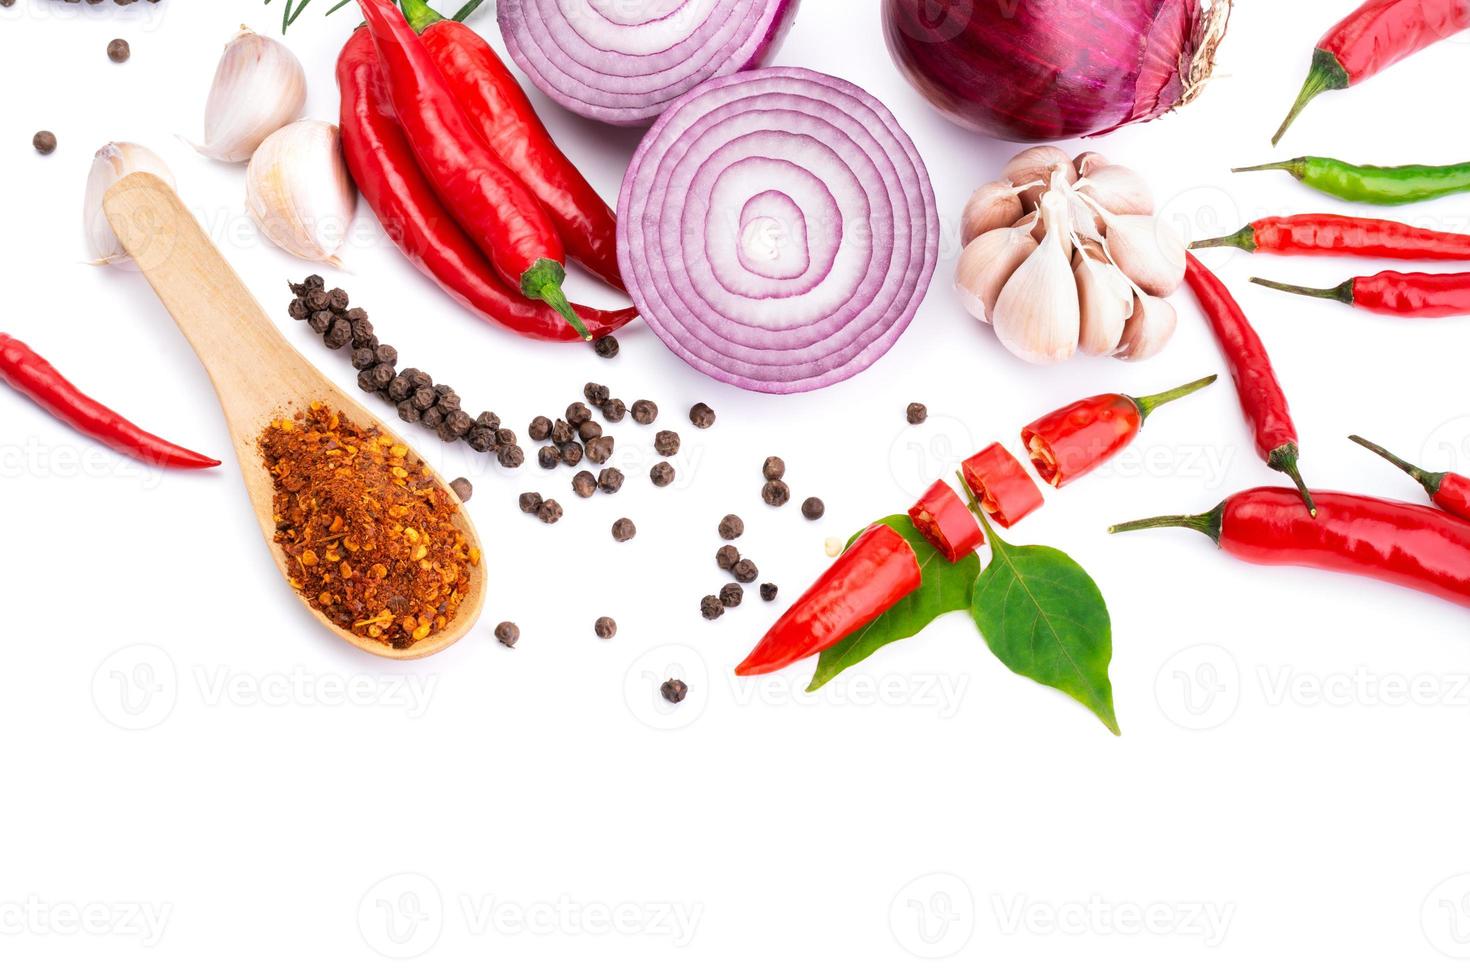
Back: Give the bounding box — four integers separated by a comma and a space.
103, 172, 485, 659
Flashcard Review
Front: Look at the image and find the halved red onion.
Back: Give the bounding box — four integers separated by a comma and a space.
618, 67, 939, 394
498, 0, 801, 127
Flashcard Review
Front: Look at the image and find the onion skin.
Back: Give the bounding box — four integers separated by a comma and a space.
882, 0, 1230, 142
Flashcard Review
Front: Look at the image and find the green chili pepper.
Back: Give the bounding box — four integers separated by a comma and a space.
1233, 156, 1470, 207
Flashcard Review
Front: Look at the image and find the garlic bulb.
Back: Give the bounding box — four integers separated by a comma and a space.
960, 181, 1026, 246
193, 27, 307, 163
1002, 146, 1077, 211
991, 192, 1079, 364
1073, 151, 1110, 177
1114, 293, 1178, 361
1074, 243, 1133, 356
84, 142, 177, 267
1076, 164, 1155, 216
955, 226, 1037, 323
246, 120, 357, 266
1099, 211, 1186, 297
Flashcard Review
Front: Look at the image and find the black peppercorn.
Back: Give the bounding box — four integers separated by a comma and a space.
699, 597, 724, 621
611, 518, 636, 542
631, 399, 657, 425
466, 426, 496, 452
308, 310, 334, 335
351, 345, 378, 371
375, 344, 398, 368
801, 497, 825, 521
325, 322, 352, 350
907, 402, 928, 425
720, 583, 744, 608
538, 445, 561, 469
732, 559, 759, 584
601, 398, 626, 423
433, 386, 460, 412
760, 583, 778, 602
578, 420, 603, 442
305, 288, 331, 312
572, 471, 597, 498
650, 461, 675, 487
594, 616, 617, 639
529, 416, 553, 441
495, 622, 520, 648
718, 515, 744, 540
654, 431, 680, 457
585, 436, 614, 465
762, 456, 785, 481
496, 428, 518, 446
551, 419, 574, 445
518, 491, 543, 514
716, 545, 740, 571
497, 444, 525, 468
661, 678, 689, 703
566, 402, 592, 426
420, 405, 445, 429
450, 477, 473, 502
689, 402, 716, 428
107, 38, 131, 63
594, 336, 619, 358
444, 410, 473, 438
288, 298, 309, 321
584, 383, 609, 406
560, 441, 584, 467
397, 401, 421, 425
387, 373, 415, 402
762, 480, 791, 507
475, 411, 500, 431
597, 467, 625, 494
327, 288, 350, 311
350, 319, 376, 347
357, 369, 382, 393
303, 275, 325, 291
345, 306, 369, 322
409, 386, 437, 411
32, 130, 57, 155
537, 499, 564, 525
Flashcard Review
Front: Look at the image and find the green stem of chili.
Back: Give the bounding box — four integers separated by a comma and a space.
1190, 226, 1257, 252
1108, 505, 1225, 543
1348, 435, 1446, 497
1272, 49, 1349, 146
1131, 375, 1218, 423
1250, 276, 1355, 307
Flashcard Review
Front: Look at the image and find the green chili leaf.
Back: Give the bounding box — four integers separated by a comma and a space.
970, 514, 1118, 734
806, 516, 980, 692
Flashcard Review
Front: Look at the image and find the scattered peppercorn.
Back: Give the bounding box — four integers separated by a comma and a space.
716, 545, 740, 570
650, 461, 675, 487
529, 416, 552, 441
732, 558, 759, 583
700, 596, 724, 621
566, 401, 592, 426
718, 514, 744, 540
560, 441, 584, 467
450, 477, 473, 502
611, 517, 636, 542
601, 398, 627, 423
597, 467, 625, 494
496, 444, 525, 468
594, 335, 619, 359
594, 616, 617, 639
537, 499, 564, 524
572, 471, 597, 498
654, 430, 680, 457
720, 583, 744, 608
631, 399, 658, 425
907, 402, 928, 424
583, 383, 609, 407
518, 491, 543, 514
32, 131, 57, 155
495, 622, 520, 648
762, 456, 785, 481
689, 402, 716, 428
107, 38, 131, 63
585, 436, 614, 464
762, 480, 791, 507
661, 678, 689, 703
578, 420, 603, 442
538, 445, 561, 469
801, 497, 825, 520
760, 583, 779, 602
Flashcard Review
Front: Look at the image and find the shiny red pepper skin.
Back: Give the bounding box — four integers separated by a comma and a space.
1350, 435, 1470, 523
1193, 214, 1470, 261
735, 523, 923, 677
0, 334, 219, 470
1115, 488, 1470, 608
908, 480, 985, 562
403, 0, 625, 292
1184, 254, 1315, 515
357, 0, 591, 338
336, 30, 633, 342
1253, 270, 1470, 318
961, 443, 1044, 529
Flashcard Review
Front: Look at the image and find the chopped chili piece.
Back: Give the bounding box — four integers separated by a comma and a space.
907, 480, 984, 563
961, 443, 1044, 529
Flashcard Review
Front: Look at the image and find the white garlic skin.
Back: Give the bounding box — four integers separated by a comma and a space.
955, 226, 1038, 323
245, 120, 357, 266
1001, 145, 1077, 212
1074, 245, 1134, 356
990, 192, 1080, 365
1114, 293, 1179, 361
84, 142, 177, 267
1102, 213, 1186, 297
195, 27, 307, 163
960, 180, 1026, 247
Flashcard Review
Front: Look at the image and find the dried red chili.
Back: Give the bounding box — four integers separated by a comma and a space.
908, 480, 984, 563
961, 443, 1044, 529
1350, 435, 1470, 522
259, 403, 479, 650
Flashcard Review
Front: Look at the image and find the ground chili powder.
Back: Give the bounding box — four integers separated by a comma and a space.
259, 403, 479, 650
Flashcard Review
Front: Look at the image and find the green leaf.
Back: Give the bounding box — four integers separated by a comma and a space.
970, 515, 1118, 734
806, 516, 980, 692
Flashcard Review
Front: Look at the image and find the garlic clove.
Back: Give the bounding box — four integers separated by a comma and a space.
955, 226, 1038, 323
194, 27, 307, 163
245, 119, 357, 266
1077, 164, 1155, 216
960, 180, 1026, 247
1001, 145, 1077, 212
991, 193, 1080, 364
1114, 293, 1178, 361
1101, 213, 1186, 297
1074, 151, 1110, 177
1074, 245, 1133, 356
84, 142, 177, 267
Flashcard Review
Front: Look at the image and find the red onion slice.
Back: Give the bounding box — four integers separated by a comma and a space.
618, 67, 939, 393
498, 0, 801, 127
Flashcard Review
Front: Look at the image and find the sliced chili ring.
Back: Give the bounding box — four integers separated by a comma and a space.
962, 443, 1045, 528
907, 480, 984, 563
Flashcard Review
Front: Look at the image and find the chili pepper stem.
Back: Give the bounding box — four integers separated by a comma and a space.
1349, 434, 1446, 496
1190, 226, 1256, 252
1131, 374, 1218, 422
1233, 158, 1307, 179
1250, 276, 1354, 306
1268, 443, 1317, 518
1108, 504, 1225, 543
399, 0, 444, 30
1272, 49, 1350, 146
522, 259, 592, 341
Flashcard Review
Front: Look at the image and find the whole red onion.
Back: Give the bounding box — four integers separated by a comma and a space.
882, 0, 1232, 142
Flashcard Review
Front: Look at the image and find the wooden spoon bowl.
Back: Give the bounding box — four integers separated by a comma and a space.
104, 172, 484, 659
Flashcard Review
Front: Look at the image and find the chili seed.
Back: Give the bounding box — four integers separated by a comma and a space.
529, 416, 552, 441
598, 467, 625, 494
497, 445, 525, 468
650, 461, 675, 487
537, 499, 564, 525
572, 471, 597, 498
801, 497, 825, 521
718, 514, 744, 540
560, 441, 584, 467
661, 678, 689, 703
585, 436, 614, 465
760, 583, 778, 602
720, 583, 744, 608
654, 431, 680, 457
551, 419, 574, 445
566, 401, 592, 426
450, 477, 473, 503
107, 38, 131, 63
762, 456, 785, 481
494, 622, 520, 648
538, 445, 561, 469
631, 399, 658, 424
578, 420, 603, 442
762, 480, 791, 507
32, 131, 57, 155
611, 518, 636, 542
699, 596, 724, 621
601, 398, 627, 423
732, 559, 759, 583
716, 545, 740, 571
594, 616, 617, 639
583, 383, 609, 407
594, 336, 619, 358
907, 402, 928, 425
689, 402, 716, 428
518, 491, 543, 514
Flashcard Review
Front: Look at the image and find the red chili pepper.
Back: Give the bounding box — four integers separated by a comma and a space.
336, 29, 634, 343
1252, 270, 1470, 318
400, 0, 625, 292
1111, 488, 1470, 608
908, 480, 985, 562
735, 523, 923, 677
961, 443, 1044, 529
1019, 375, 1217, 489
1184, 254, 1316, 516
1349, 435, 1470, 522
1274, 0, 1470, 144
0, 334, 219, 470
1192, 214, 1470, 261
357, 0, 592, 340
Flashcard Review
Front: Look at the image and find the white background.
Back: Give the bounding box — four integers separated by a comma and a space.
2, 0, 1470, 974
